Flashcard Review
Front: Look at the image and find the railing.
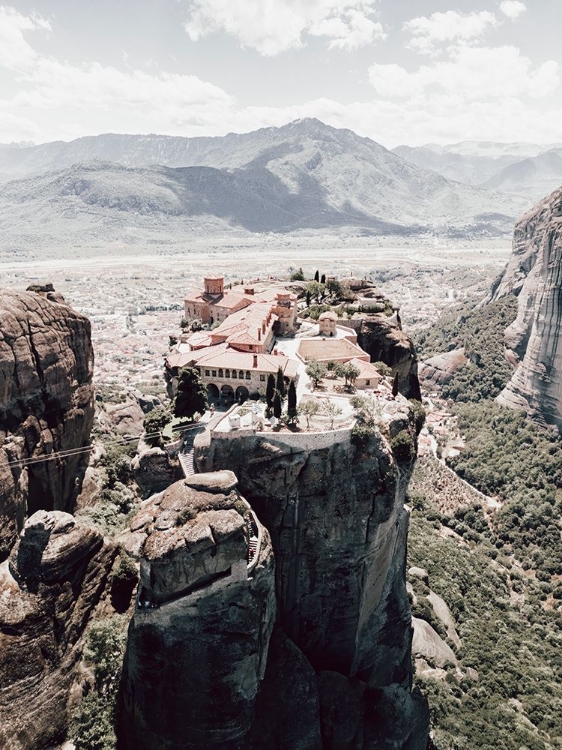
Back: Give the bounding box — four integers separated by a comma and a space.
247, 508, 262, 574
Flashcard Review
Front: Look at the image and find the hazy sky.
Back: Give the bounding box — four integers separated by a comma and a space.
1, 0, 561, 146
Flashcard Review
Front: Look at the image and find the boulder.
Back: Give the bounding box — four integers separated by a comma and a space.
0, 511, 114, 749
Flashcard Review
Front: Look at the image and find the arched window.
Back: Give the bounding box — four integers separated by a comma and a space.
239, 370, 244, 379
246, 371, 251, 379
225, 369, 230, 378
218, 369, 223, 378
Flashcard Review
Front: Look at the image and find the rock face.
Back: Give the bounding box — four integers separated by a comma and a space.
184, 401, 429, 749
0, 510, 114, 749
491, 187, 562, 427
355, 314, 421, 400
418, 349, 467, 390
119, 472, 276, 750
0, 289, 94, 558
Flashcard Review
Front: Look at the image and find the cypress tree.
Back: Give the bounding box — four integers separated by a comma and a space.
320, 273, 326, 284
273, 391, 282, 419
287, 380, 298, 424
266, 373, 275, 407
314, 270, 320, 282
392, 373, 399, 398
276, 366, 286, 399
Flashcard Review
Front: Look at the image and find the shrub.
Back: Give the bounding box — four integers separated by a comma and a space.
390, 430, 415, 462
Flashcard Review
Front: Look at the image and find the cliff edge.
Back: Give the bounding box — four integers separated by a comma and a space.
491, 187, 562, 427
0, 288, 94, 557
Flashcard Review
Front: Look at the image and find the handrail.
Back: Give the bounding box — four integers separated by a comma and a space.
247, 508, 262, 574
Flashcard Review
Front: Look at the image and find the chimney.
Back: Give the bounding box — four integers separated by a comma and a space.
258, 328, 261, 341
253, 354, 258, 368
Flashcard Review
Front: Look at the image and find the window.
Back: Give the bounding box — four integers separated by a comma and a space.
212, 370, 217, 377
366, 379, 370, 386
218, 369, 223, 378
225, 369, 230, 378
246, 371, 251, 379
260, 374, 265, 382
239, 371, 244, 379
205, 370, 210, 376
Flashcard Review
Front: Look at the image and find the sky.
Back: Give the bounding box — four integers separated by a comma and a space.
0, 0, 561, 147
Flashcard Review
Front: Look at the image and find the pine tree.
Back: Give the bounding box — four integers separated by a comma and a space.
174, 367, 207, 419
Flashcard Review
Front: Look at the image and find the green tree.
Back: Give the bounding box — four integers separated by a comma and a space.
320, 273, 326, 284
327, 278, 343, 298
276, 366, 286, 399
306, 360, 327, 389
322, 399, 343, 430
305, 281, 325, 303
287, 380, 298, 424
306, 291, 311, 306
373, 361, 392, 377
266, 373, 276, 407
314, 270, 320, 282
143, 406, 172, 447
300, 398, 320, 428
290, 267, 305, 281
273, 391, 282, 419
343, 362, 360, 387
392, 373, 399, 398
174, 367, 207, 419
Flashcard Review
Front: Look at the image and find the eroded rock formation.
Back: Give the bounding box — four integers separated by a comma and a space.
491, 187, 562, 427
0, 510, 114, 749
173, 400, 426, 749
119, 471, 276, 750
355, 314, 421, 400
0, 289, 94, 557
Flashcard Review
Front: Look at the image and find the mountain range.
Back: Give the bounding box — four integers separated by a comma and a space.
0, 120, 535, 252
393, 141, 562, 200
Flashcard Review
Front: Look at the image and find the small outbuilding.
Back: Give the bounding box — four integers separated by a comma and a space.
318, 310, 338, 337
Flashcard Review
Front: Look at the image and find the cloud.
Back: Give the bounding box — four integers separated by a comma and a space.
184, 0, 384, 56
369, 46, 559, 101
404, 10, 499, 56
0, 5, 50, 71
500, 1, 527, 21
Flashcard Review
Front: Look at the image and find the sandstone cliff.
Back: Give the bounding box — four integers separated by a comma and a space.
491, 187, 562, 427
0, 289, 94, 557
355, 314, 421, 400
120, 400, 428, 748
119, 471, 276, 750
0, 510, 114, 749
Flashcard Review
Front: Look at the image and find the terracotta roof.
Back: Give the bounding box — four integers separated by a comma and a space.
195, 348, 297, 376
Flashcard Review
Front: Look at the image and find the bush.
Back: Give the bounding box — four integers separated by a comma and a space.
72, 616, 128, 750
390, 430, 415, 462
143, 407, 172, 447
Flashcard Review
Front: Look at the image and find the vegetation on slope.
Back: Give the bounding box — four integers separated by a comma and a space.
416, 296, 517, 402
411, 292, 562, 748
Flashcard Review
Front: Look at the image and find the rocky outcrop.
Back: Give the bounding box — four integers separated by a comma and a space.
355, 314, 421, 400
491, 187, 562, 427
132, 445, 181, 498
184, 400, 429, 749
119, 471, 276, 750
418, 349, 467, 390
0, 510, 114, 749
0, 289, 94, 558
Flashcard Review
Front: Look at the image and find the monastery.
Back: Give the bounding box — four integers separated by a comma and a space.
167, 275, 382, 404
